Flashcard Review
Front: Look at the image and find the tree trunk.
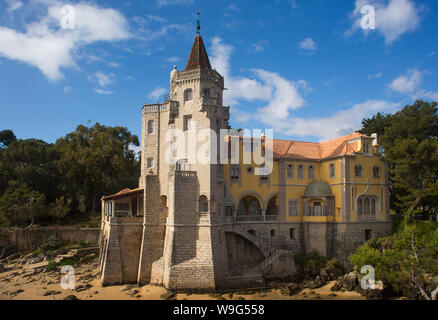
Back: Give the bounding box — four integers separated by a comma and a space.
406, 196, 422, 222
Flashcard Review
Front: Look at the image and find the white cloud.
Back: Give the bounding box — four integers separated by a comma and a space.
64, 86, 72, 93
298, 38, 317, 51
347, 0, 421, 44
157, 0, 194, 8
165, 56, 180, 63
209, 37, 307, 130
282, 100, 400, 140
209, 38, 400, 140
368, 72, 383, 80
6, 0, 23, 13
148, 87, 167, 102
94, 88, 114, 95
0, 2, 131, 80
88, 72, 115, 88
414, 90, 438, 101
389, 69, 423, 94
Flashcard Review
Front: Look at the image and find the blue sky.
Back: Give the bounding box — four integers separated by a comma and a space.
0, 0, 437, 144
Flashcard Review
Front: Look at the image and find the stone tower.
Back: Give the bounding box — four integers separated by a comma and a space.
136, 33, 231, 290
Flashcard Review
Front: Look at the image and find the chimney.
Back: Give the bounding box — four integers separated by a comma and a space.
371, 133, 378, 146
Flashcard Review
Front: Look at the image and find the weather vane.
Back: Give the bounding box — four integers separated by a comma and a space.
196, 10, 200, 34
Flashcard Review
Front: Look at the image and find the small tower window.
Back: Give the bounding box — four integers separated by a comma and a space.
184, 89, 193, 101
183, 115, 193, 131
147, 157, 154, 168
202, 89, 210, 97
199, 195, 208, 213
147, 120, 154, 134
363, 143, 369, 153
271, 229, 276, 237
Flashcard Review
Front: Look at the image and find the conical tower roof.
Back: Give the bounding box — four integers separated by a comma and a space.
184, 34, 212, 71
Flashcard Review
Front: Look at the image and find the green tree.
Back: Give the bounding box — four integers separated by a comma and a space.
0, 139, 61, 202
359, 100, 438, 220
382, 101, 438, 220
0, 130, 17, 149
56, 123, 140, 215
0, 182, 46, 227
358, 112, 392, 138
349, 221, 438, 299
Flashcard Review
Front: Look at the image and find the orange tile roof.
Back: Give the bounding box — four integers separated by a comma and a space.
262, 132, 370, 160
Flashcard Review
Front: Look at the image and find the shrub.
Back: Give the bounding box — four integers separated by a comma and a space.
46, 260, 57, 272
294, 250, 327, 279
41, 234, 63, 253
59, 258, 78, 267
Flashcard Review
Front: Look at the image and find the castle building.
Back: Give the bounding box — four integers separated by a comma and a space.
98, 32, 392, 290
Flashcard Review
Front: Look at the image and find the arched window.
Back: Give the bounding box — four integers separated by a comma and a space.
373, 166, 380, 178
199, 195, 208, 213
357, 196, 377, 216
329, 163, 335, 178
308, 165, 314, 179
298, 165, 304, 180
249, 200, 260, 216
312, 202, 322, 216
287, 164, 294, 179
184, 88, 193, 101
271, 229, 276, 237
354, 164, 362, 177
202, 89, 210, 97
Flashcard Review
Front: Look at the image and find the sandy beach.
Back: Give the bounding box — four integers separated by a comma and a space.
0, 256, 365, 300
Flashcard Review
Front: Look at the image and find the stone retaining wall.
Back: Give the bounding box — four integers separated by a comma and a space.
0, 226, 100, 252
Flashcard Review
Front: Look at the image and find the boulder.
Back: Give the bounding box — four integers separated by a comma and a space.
365, 280, 385, 300
64, 295, 79, 300
342, 272, 359, 291
330, 277, 344, 292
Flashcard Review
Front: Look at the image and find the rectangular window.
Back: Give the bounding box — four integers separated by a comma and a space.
183, 115, 192, 131
365, 229, 372, 241
288, 199, 298, 216
260, 175, 269, 182
147, 120, 154, 134
147, 157, 154, 168
289, 228, 296, 240
287, 164, 294, 179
